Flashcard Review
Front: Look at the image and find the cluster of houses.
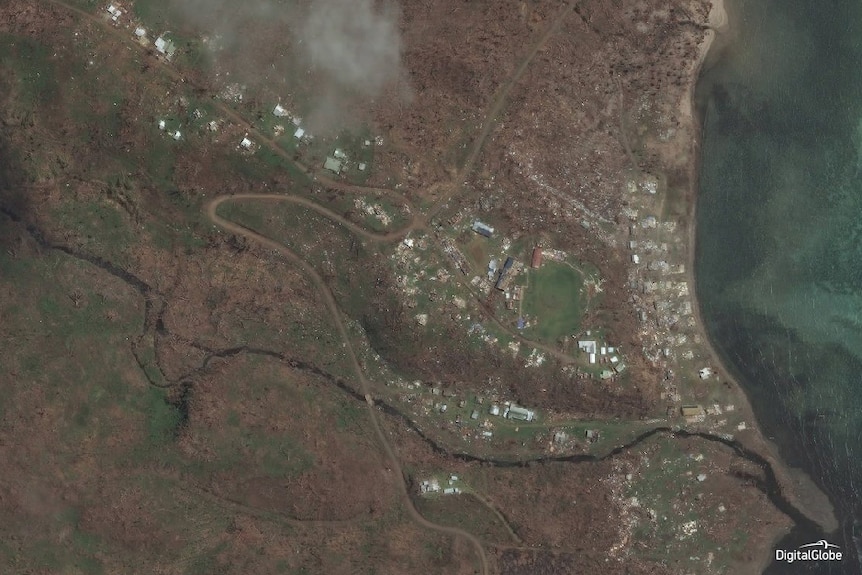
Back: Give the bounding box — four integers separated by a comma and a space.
419, 475, 463, 496
322, 147, 368, 175
104, 3, 175, 59
577, 338, 626, 379
472, 220, 543, 296
106, 4, 123, 21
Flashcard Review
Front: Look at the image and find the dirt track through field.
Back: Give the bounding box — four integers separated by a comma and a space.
211, 193, 415, 242
426, 0, 579, 219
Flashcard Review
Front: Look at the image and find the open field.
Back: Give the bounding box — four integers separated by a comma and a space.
522, 261, 586, 344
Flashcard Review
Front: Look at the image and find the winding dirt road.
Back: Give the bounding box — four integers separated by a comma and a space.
47, 1, 591, 571
209, 193, 416, 243
207, 196, 490, 575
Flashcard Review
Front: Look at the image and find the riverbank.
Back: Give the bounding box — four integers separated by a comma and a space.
684, 0, 839, 562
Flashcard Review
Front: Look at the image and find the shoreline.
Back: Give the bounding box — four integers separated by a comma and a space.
682, 0, 838, 567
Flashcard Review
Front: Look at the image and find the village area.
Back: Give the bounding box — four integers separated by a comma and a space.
0, 1, 817, 574
106, 0, 762, 534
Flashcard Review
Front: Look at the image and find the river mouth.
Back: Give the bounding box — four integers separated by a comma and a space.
694, 0, 862, 572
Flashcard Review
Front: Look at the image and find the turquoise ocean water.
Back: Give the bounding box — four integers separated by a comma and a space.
695, 0, 862, 572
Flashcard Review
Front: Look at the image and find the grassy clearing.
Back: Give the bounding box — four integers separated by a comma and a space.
300, 127, 376, 185
52, 197, 135, 251
522, 261, 586, 344
0, 34, 59, 107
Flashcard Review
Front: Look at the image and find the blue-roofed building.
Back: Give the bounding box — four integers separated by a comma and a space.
472, 221, 495, 237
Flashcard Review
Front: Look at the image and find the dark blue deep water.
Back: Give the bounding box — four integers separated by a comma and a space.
695, 0, 862, 572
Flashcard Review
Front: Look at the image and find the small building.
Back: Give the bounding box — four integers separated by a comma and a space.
240, 137, 252, 149
323, 156, 343, 174
614, 362, 626, 374
293, 127, 305, 139
172, 130, 182, 141
107, 4, 122, 21
589, 353, 596, 364
134, 27, 146, 38
157, 119, 166, 130
472, 221, 494, 238
333, 149, 347, 160
487, 259, 498, 281
358, 162, 366, 171
632, 254, 640, 264
154, 36, 175, 57
531, 247, 543, 268
578, 340, 597, 354
600, 369, 615, 380
273, 103, 289, 117
516, 317, 525, 330
506, 405, 535, 422
489, 405, 501, 416
681, 405, 705, 418
699, 367, 713, 380
470, 410, 479, 420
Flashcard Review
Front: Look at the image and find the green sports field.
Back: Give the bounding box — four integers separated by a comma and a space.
522, 261, 585, 344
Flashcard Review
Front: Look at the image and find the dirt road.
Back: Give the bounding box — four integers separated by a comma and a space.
206, 196, 490, 575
